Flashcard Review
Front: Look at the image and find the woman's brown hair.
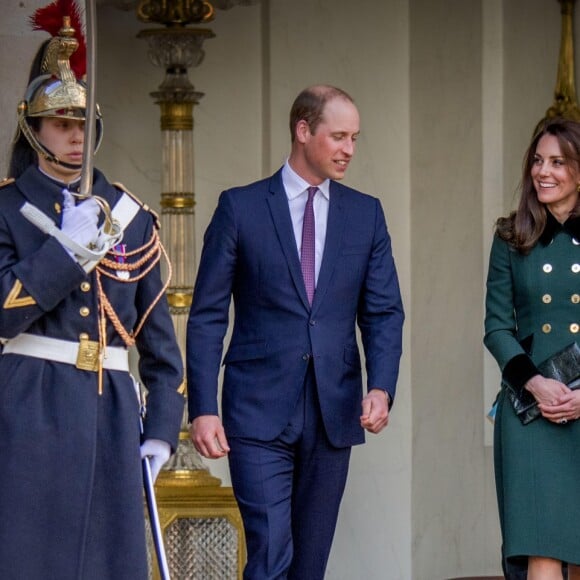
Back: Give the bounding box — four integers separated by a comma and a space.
496, 117, 580, 253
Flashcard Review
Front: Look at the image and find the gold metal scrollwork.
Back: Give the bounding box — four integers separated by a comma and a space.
137, 0, 215, 26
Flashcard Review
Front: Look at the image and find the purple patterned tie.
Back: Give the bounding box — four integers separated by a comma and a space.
301, 186, 317, 305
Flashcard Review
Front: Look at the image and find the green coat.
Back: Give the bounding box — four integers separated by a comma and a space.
484, 214, 580, 564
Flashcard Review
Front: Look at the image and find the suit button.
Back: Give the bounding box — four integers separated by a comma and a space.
302, 354, 310, 361
309, 320, 316, 326
542, 294, 552, 304
571, 323, 579, 334
572, 264, 580, 273
572, 294, 580, 304
80, 307, 90, 317
542, 323, 552, 333
80, 282, 91, 292
543, 264, 553, 273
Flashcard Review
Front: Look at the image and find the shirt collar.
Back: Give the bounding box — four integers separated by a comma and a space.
37, 165, 81, 192
539, 209, 580, 245
281, 159, 330, 201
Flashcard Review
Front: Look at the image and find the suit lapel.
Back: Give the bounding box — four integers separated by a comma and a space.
312, 182, 346, 313
266, 171, 311, 310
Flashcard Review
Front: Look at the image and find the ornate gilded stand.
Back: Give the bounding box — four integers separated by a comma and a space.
134, 1, 258, 577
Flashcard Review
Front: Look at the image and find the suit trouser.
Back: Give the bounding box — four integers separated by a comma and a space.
228, 365, 351, 580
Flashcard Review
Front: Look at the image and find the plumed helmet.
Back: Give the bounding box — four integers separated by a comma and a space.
17, 0, 103, 168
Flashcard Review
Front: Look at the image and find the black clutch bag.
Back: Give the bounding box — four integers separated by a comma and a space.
504, 342, 580, 425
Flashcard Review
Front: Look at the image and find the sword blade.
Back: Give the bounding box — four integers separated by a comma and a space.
80, 0, 97, 198
143, 457, 171, 580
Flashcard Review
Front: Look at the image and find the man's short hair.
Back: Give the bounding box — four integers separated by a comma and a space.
289, 85, 355, 142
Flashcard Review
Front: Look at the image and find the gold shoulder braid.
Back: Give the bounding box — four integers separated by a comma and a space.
92, 191, 172, 393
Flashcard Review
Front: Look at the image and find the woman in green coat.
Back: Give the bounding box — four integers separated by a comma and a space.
485, 117, 580, 580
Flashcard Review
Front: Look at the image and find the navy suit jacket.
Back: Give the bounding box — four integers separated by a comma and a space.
186, 169, 404, 448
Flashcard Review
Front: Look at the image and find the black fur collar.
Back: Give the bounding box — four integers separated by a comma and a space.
539, 210, 580, 245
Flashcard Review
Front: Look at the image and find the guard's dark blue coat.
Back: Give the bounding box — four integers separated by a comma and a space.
0, 166, 184, 580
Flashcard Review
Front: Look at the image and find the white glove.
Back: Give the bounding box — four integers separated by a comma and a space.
140, 438, 171, 483
60, 189, 100, 253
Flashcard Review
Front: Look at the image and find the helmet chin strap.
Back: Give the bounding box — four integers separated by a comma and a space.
41, 151, 83, 171
37, 148, 82, 171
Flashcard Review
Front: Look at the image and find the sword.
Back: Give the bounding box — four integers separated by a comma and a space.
138, 383, 171, 580
79, 0, 96, 199
143, 456, 172, 580
77, 0, 120, 238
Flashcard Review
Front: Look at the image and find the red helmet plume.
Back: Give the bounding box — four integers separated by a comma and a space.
29, 0, 86, 79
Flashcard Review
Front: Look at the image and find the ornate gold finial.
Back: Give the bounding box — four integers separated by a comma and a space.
541, 0, 580, 125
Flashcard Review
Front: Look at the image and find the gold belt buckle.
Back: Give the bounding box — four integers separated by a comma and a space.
76, 335, 100, 372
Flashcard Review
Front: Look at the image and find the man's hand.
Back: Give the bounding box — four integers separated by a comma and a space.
190, 415, 230, 459
360, 389, 390, 434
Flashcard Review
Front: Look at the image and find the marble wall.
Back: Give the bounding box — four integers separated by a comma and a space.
0, 0, 574, 578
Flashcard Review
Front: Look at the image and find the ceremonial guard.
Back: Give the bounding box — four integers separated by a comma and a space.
0, 2, 184, 578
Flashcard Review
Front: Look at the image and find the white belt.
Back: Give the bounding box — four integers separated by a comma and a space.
2, 333, 129, 372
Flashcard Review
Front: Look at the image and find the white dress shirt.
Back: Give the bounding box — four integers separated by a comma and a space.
281, 160, 330, 285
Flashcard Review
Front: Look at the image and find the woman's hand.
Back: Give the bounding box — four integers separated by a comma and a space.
526, 375, 578, 424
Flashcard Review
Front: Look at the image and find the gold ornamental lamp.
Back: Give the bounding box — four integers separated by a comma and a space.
133, 0, 258, 577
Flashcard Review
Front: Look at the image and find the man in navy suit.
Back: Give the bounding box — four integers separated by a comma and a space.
187, 85, 404, 579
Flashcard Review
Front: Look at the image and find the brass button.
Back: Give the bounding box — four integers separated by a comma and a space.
79, 333, 89, 340
572, 264, 580, 273
79, 307, 90, 317
542, 294, 552, 304
543, 264, 553, 273
542, 323, 552, 333
573, 238, 580, 246
54, 202, 61, 214
571, 323, 580, 334
572, 294, 580, 304
80, 282, 91, 292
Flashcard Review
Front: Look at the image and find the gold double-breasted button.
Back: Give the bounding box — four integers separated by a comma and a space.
79, 307, 90, 317
572, 294, 580, 304
80, 282, 91, 292
542, 294, 552, 304
572, 264, 580, 273
54, 202, 61, 214
571, 323, 580, 334
542, 323, 552, 333
543, 264, 553, 273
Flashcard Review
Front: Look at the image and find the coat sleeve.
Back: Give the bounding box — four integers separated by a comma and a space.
483, 234, 538, 390
0, 211, 86, 339
357, 198, 404, 404
134, 214, 185, 451
186, 190, 237, 422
